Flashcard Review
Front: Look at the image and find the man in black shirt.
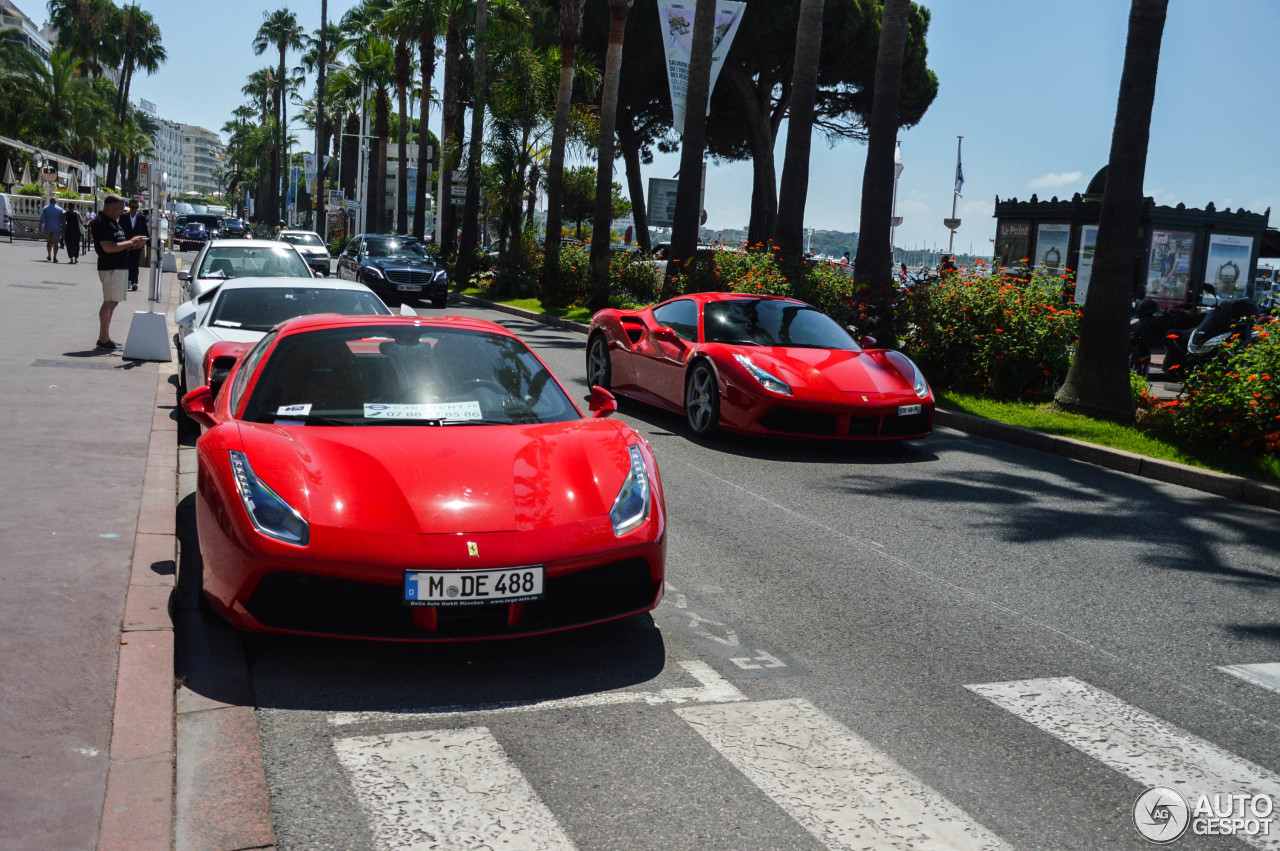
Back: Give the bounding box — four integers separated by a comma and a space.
91, 194, 147, 350
121, 198, 149, 291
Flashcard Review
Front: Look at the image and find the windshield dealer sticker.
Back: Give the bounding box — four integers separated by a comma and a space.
364, 402, 483, 421
277, 404, 312, 417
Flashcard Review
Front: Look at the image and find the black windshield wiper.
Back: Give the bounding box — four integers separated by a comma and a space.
265, 413, 355, 426
716, 338, 761, 346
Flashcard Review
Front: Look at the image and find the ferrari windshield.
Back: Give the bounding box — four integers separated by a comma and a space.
704, 299, 860, 350
208, 287, 390, 332
198, 246, 312, 279
242, 326, 578, 425
365, 236, 431, 260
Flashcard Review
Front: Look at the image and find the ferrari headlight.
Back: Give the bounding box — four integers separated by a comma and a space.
609, 446, 651, 536
228, 451, 308, 546
908, 357, 930, 398
733, 354, 792, 395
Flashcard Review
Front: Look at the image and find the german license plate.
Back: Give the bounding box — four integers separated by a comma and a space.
898, 404, 922, 416
396, 284, 422, 292
404, 566, 544, 607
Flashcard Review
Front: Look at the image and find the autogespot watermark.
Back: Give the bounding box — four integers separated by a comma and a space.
1134, 786, 1275, 843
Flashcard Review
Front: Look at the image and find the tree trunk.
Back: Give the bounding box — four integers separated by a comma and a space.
776, 0, 825, 261
414, 35, 435, 240
106, 60, 133, 188
588, 0, 633, 311
369, 90, 389, 233
457, 0, 489, 284
526, 161, 539, 230
665, 0, 717, 291
1053, 0, 1168, 422
342, 113, 358, 200
439, 16, 462, 255
395, 38, 411, 235
316, 0, 327, 242
724, 66, 784, 249
540, 0, 587, 308
852, 0, 909, 349
618, 116, 651, 253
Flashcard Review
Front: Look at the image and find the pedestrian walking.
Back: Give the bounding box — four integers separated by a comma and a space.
91, 194, 147, 351
40, 197, 66, 262
121, 199, 148, 291
63, 207, 83, 264
82, 209, 95, 253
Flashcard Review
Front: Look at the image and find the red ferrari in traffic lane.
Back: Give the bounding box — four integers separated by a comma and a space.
587, 292, 935, 440
181, 314, 665, 641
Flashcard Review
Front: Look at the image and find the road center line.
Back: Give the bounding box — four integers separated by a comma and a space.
328, 660, 745, 726
677, 698, 1010, 851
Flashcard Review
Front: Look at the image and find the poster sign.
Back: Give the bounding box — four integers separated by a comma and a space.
303, 154, 317, 184
1035, 223, 1071, 276
1203, 233, 1253, 299
995, 221, 1030, 269
1145, 229, 1195, 308
658, 0, 746, 134
648, 178, 680, 227
1075, 224, 1099, 304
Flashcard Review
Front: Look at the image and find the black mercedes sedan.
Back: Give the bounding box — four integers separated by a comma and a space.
335, 234, 448, 308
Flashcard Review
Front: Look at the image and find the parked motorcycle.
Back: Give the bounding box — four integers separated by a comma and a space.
1128, 296, 1202, 377
1162, 297, 1266, 381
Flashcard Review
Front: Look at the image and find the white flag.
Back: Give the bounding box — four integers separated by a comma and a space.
954, 137, 964, 197
894, 140, 903, 180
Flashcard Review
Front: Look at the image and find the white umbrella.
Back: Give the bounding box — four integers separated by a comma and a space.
18, 162, 30, 186
3, 160, 14, 187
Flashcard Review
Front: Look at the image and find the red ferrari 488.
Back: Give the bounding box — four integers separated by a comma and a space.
587, 293, 934, 440
181, 314, 665, 641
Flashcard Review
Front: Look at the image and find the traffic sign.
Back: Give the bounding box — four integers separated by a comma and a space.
943, 218, 961, 230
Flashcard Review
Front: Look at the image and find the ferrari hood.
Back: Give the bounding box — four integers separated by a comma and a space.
235, 418, 635, 534
738, 347, 916, 396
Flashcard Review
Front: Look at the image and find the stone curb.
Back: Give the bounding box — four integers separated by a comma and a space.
934, 409, 1280, 512
453, 293, 1280, 514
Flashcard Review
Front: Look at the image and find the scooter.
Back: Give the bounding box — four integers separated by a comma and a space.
1163, 297, 1264, 381
1128, 295, 1202, 376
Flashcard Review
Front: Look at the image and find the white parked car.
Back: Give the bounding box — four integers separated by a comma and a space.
178, 239, 316, 301
174, 277, 393, 393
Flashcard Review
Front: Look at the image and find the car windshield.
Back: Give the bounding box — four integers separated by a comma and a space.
197, 246, 311, 279
207, 287, 390, 333
704, 299, 860, 350
242, 326, 578, 426
279, 232, 325, 248
365, 237, 430, 259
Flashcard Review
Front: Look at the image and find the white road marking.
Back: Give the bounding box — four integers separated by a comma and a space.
729, 649, 787, 670
334, 726, 576, 851
329, 660, 744, 726
676, 699, 1010, 851
1219, 663, 1280, 697
968, 677, 1280, 850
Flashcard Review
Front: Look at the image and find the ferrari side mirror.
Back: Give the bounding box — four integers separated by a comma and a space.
861, 335, 878, 349
653, 326, 682, 344
588, 385, 617, 418
181, 385, 217, 429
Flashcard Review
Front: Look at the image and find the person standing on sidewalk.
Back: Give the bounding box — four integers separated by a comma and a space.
91, 195, 147, 350
63, 206, 83, 264
40, 197, 66, 262
121, 199, 148, 291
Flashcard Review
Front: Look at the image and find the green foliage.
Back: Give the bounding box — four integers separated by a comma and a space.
15, 183, 44, 196
55, 188, 83, 199
560, 166, 630, 239
1147, 323, 1280, 453
899, 264, 1080, 401
329, 235, 351, 256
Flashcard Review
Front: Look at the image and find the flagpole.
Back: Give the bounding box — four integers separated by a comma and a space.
948, 135, 962, 254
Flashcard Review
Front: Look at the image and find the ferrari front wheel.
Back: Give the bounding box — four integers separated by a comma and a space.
685, 361, 720, 437
587, 333, 611, 390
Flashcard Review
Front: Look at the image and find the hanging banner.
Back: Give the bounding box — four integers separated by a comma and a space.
1075, 224, 1099, 304
1203, 233, 1253, 299
658, 0, 747, 134
303, 154, 317, 184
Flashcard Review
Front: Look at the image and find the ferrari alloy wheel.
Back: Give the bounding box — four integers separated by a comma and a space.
685, 362, 720, 437
587, 334, 611, 390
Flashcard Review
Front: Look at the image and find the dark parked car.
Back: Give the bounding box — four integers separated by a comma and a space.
221, 218, 251, 238
176, 222, 209, 251
336, 234, 448, 308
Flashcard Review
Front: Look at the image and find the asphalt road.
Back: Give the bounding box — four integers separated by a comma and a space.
182, 301, 1280, 851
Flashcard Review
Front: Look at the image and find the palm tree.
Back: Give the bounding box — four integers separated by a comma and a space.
391, 33, 415, 233
456, 0, 489, 278
47, 0, 114, 77
588, 0, 633, 311
436, 0, 471, 255
1054, 0, 1169, 422
775, 0, 825, 262
381, 0, 440, 239
540, 0, 586, 307
254, 8, 306, 227
300, 18, 344, 235
106, 5, 166, 189
851, 0, 910, 348
349, 35, 396, 232
665, 0, 716, 291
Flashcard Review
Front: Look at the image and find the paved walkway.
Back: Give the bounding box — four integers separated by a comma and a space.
0, 237, 178, 851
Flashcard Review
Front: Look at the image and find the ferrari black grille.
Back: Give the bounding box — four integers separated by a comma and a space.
759, 407, 837, 435
881, 410, 931, 436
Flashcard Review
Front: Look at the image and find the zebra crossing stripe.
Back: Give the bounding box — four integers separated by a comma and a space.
333, 726, 576, 851
676, 699, 1010, 851
967, 677, 1280, 851
1219, 663, 1280, 696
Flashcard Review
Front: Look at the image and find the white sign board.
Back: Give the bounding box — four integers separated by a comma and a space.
648, 178, 680, 228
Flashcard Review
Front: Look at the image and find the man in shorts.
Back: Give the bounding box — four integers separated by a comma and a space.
91, 195, 147, 350
40, 198, 65, 262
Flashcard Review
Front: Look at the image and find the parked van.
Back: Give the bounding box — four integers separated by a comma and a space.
0, 194, 11, 240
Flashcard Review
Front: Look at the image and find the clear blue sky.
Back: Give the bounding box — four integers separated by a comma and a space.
77, 0, 1279, 257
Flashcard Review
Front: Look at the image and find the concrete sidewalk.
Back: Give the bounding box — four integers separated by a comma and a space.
0, 237, 178, 851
